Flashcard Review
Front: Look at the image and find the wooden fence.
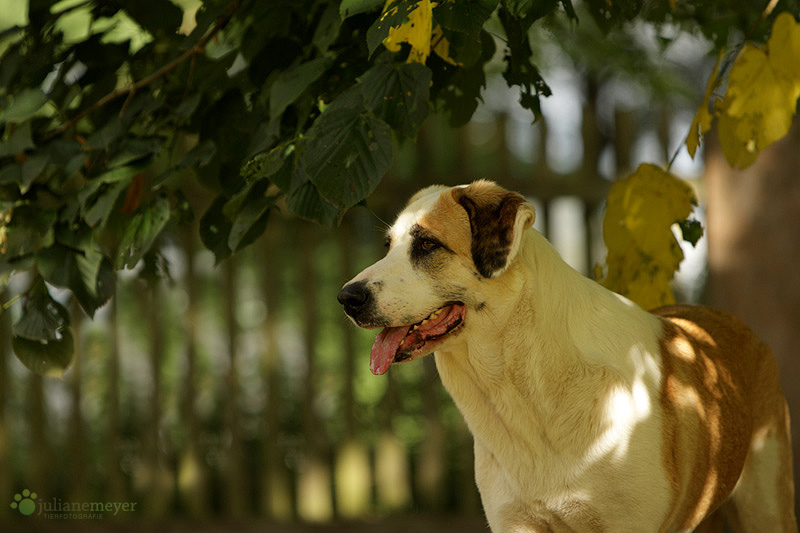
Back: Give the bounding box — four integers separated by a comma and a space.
0, 94, 685, 528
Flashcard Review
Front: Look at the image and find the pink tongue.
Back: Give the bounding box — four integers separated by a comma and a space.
370, 326, 411, 375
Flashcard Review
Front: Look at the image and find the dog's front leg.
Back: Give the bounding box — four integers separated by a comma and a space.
496, 502, 579, 533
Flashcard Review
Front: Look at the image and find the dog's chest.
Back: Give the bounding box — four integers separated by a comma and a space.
436, 348, 673, 531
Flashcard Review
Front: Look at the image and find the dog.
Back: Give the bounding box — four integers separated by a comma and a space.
337, 180, 797, 532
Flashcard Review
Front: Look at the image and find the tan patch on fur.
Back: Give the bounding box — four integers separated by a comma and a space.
416, 188, 473, 260
655, 305, 771, 530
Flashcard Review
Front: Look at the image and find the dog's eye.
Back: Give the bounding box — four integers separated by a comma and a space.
420, 238, 440, 252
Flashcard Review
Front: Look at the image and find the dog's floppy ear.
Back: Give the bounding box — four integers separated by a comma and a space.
451, 180, 536, 278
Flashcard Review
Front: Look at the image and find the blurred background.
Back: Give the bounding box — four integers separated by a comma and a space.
1, 6, 799, 531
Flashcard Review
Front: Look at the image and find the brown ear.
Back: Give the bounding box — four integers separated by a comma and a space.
451, 181, 535, 278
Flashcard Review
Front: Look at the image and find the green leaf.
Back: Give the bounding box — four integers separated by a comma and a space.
154, 139, 216, 186
269, 57, 332, 120
38, 240, 115, 318
360, 62, 431, 139
120, 0, 183, 34
83, 181, 128, 227
0, 88, 48, 122
503, 0, 561, 24
286, 181, 340, 226
85, 120, 124, 151
678, 218, 704, 247
241, 144, 291, 187
116, 196, 171, 268
497, 5, 552, 119
79, 162, 148, 227
107, 137, 163, 168
199, 196, 232, 264
173, 93, 202, 120
94, 163, 148, 183
0, 121, 34, 158
300, 103, 393, 210
313, 2, 341, 53
341, 0, 384, 18
0, 206, 55, 259
21, 152, 51, 189
227, 194, 274, 252
13, 277, 70, 342
432, 30, 494, 126
433, 0, 499, 39
13, 329, 74, 379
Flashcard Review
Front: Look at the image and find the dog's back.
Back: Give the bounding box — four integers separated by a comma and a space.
654, 305, 796, 531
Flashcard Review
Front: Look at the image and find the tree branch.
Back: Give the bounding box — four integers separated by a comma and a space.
42, 0, 242, 143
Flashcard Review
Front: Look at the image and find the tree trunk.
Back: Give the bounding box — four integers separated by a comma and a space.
260, 227, 292, 520
223, 257, 248, 518
705, 120, 800, 516
296, 223, 333, 522
0, 290, 10, 519
105, 291, 125, 502
177, 225, 208, 516
135, 281, 173, 516
67, 306, 87, 503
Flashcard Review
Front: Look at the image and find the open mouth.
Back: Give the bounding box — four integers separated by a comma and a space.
370, 303, 465, 375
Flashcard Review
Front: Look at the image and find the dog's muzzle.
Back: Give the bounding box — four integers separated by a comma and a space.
337, 280, 373, 324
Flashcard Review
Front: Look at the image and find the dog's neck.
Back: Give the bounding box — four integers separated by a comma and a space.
434, 229, 664, 495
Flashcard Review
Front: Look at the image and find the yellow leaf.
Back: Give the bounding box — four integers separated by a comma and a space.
383, 0, 435, 64
381, 0, 459, 65
718, 13, 800, 168
716, 106, 759, 168
686, 53, 721, 159
768, 12, 800, 93
600, 164, 698, 309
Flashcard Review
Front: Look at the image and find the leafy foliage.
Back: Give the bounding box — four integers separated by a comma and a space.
598, 164, 701, 310
687, 12, 800, 168
0, 0, 798, 374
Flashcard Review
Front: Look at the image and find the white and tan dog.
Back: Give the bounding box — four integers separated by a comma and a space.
337, 180, 797, 532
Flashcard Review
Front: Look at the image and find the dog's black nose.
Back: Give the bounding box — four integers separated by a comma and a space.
338, 281, 371, 314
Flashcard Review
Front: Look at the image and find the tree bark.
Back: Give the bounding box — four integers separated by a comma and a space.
705, 120, 800, 516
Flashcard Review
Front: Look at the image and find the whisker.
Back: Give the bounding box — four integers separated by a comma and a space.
365, 205, 391, 232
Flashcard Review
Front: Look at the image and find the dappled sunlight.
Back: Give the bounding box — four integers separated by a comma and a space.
588, 378, 653, 464
655, 306, 759, 530
375, 432, 412, 512
297, 456, 333, 522
334, 439, 372, 518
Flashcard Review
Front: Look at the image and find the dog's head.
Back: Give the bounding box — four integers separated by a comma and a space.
338, 180, 536, 375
